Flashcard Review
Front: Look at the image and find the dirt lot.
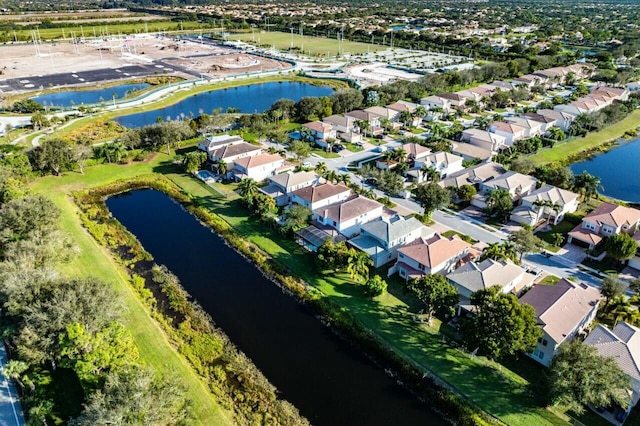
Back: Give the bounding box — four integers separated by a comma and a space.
0, 37, 291, 90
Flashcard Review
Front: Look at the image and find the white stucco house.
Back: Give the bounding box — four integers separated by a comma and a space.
313, 196, 384, 238
231, 153, 291, 182
290, 183, 352, 211
391, 234, 473, 278
510, 185, 580, 226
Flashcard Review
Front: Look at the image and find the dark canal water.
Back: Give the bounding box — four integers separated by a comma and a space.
113, 82, 334, 128
570, 137, 640, 203
106, 189, 445, 426
31, 83, 150, 107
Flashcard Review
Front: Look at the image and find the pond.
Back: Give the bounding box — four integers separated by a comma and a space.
106, 189, 446, 426
570, 137, 640, 203
30, 83, 150, 107
113, 81, 334, 128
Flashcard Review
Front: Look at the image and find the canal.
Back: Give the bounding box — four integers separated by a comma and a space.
106, 189, 446, 426
570, 137, 640, 203
113, 81, 334, 128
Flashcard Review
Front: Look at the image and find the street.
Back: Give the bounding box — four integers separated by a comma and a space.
0, 344, 25, 426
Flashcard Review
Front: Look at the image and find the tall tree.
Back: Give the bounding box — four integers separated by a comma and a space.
573, 171, 603, 201
346, 250, 373, 282
605, 234, 638, 265
237, 178, 258, 200
407, 274, 459, 324
600, 275, 626, 309
486, 188, 513, 221
182, 151, 207, 174
30, 138, 75, 176
460, 286, 541, 359
508, 228, 545, 262
412, 183, 451, 220
281, 204, 311, 234
290, 140, 311, 161
548, 341, 630, 415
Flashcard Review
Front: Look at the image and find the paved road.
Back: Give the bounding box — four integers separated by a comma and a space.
0, 344, 25, 426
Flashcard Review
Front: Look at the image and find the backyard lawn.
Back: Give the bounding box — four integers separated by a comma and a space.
529, 110, 640, 165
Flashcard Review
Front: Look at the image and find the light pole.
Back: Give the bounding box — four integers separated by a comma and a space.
290, 27, 294, 49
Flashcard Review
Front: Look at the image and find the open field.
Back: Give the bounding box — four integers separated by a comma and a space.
529, 110, 640, 165
228, 30, 385, 57
28, 156, 234, 426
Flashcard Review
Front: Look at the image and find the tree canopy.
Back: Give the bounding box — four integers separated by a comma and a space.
460, 286, 541, 360
407, 274, 459, 323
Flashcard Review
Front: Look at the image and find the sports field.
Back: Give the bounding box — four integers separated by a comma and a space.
228, 31, 385, 57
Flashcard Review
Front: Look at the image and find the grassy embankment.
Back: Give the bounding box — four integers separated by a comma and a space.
529, 109, 640, 166
29, 156, 234, 426
31, 153, 569, 426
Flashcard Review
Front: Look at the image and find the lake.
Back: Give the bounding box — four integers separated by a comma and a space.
106, 189, 445, 426
570, 137, 640, 203
31, 83, 150, 107
113, 82, 334, 128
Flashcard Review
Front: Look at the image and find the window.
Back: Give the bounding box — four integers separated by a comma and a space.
542, 339, 548, 347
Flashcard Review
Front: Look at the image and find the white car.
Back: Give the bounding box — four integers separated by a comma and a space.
302, 161, 312, 168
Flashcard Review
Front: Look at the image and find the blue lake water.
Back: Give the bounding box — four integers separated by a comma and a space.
114, 82, 334, 128
570, 137, 640, 203
31, 83, 150, 107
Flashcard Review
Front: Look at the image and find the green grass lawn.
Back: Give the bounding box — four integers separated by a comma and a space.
536, 220, 576, 247
28, 153, 571, 426
529, 110, 640, 165
28, 155, 234, 426
228, 31, 385, 56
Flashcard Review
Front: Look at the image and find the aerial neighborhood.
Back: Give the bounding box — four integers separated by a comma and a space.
1, 1, 639, 425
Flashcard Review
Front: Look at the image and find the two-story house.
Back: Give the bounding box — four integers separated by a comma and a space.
523, 112, 559, 133
259, 171, 320, 207
290, 183, 352, 211
520, 279, 601, 367
197, 134, 260, 163
438, 162, 506, 190
510, 185, 580, 227
447, 258, 535, 300
420, 95, 451, 114
391, 234, 472, 278
349, 215, 434, 268
488, 121, 527, 146
471, 171, 538, 208
536, 109, 576, 133
505, 117, 545, 138
402, 143, 432, 164
302, 121, 337, 149
461, 128, 506, 152
584, 322, 640, 421
345, 110, 382, 135
313, 196, 384, 238
414, 151, 465, 180
231, 153, 290, 182
568, 203, 640, 249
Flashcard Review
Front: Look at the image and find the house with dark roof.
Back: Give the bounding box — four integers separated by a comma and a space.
584, 322, 640, 420
313, 196, 384, 238
290, 183, 352, 211
520, 279, 601, 366
568, 203, 640, 250
349, 215, 434, 267
447, 258, 535, 299
259, 171, 320, 206
391, 234, 473, 278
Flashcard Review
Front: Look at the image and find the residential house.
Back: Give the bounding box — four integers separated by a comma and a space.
437, 92, 469, 110
197, 134, 257, 162
511, 185, 580, 226
391, 234, 472, 278
231, 153, 290, 182
488, 121, 527, 146
568, 203, 640, 249
259, 171, 320, 207
450, 141, 494, 162
461, 128, 506, 152
415, 151, 464, 179
438, 162, 506, 190
472, 171, 538, 208
364, 106, 399, 123
302, 121, 336, 148
290, 183, 352, 211
402, 142, 432, 164
388, 100, 419, 115
323, 114, 356, 134
313, 195, 384, 238
536, 109, 576, 132
514, 74, 546, 88
420, 95, 451, 113
584, 322, 640, 419
447, 258, 535, 300
488, 80, 518, 91
591, 85, 630, 102
505, 117, 545, 138
349, 215, 434, 267
520, 279, 601, 367
295, 225, 346, 252
345, 110, 382, 135
523, 112, 559, 133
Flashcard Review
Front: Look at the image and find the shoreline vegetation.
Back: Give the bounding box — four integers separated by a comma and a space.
27, 151, 574, 426
73, 174, 491, 426
528, 109, 640, 166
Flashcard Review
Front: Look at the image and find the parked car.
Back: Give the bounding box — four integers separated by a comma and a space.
355, 141, 364, 147
332, 144, 345, 152
302, 161, 312, 168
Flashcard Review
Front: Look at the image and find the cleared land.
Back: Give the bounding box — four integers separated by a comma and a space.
529, 110, 640, 165
28, 156, 234, 426
228, 31, 385, 56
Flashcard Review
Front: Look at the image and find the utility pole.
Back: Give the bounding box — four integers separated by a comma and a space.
290, 26, 294, 49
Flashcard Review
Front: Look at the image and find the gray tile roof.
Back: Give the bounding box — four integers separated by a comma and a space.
584, 322, 640, 382
360, 215, 425, 245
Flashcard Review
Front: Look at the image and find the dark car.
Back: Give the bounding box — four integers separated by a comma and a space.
332, 144, 345, 152
364, 178, 378, 186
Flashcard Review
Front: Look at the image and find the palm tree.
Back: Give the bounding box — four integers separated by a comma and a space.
314, 162, 328, 176
216, 159, 228, 176
421, 165, 440, 183
325, 170, 339, 184
399, 110, 412, 126
3, 360, 28, 391
347, 250, 373, 282
546, 126, 566, 142
339, 173, 351, 186
393, 148, 408, 163
238, 178, 258, 199
109, 141, 128, 163
473, 115, 491, 130
429, 122, 446, 140
481, 242, 506, 262
573, 171, 603, 201
413, 105, 427, 119
355, 119, 370, 137
501, 241, 519, 263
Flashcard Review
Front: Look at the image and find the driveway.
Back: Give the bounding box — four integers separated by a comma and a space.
558, 243, 588, 265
